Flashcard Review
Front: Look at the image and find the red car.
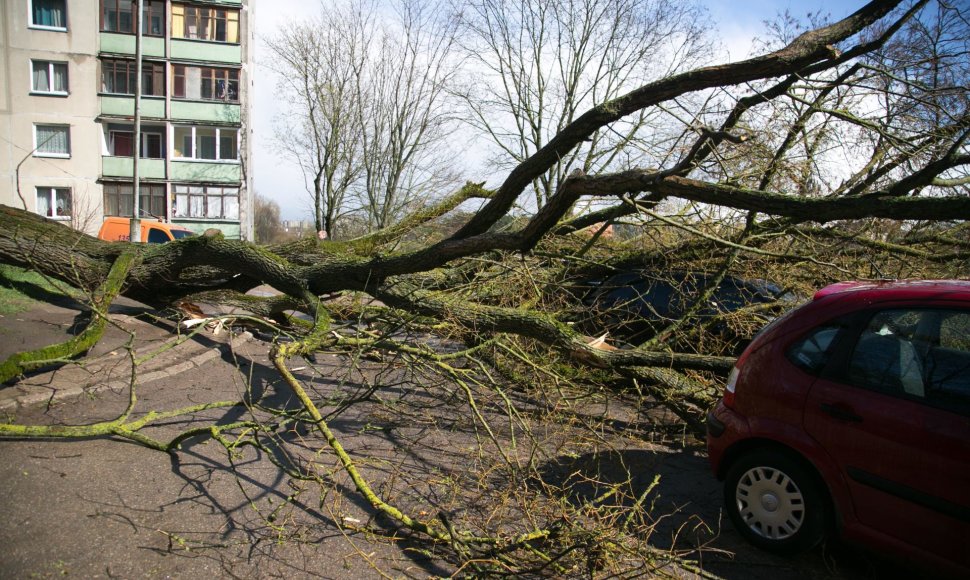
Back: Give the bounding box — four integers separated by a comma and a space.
707, 280, 970, 576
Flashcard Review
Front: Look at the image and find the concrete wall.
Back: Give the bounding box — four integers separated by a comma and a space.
0, 0, 104, 236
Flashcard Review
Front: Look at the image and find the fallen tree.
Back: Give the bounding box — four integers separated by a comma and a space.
2, 0, 968, 575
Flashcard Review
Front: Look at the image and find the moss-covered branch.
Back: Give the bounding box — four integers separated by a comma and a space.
0, 249, 139, 383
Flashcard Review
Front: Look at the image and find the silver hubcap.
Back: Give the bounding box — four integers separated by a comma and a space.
735, 466, 805, 540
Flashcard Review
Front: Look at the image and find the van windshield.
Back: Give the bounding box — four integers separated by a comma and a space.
171, 230, 195, 239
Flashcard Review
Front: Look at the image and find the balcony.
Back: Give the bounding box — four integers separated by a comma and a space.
170, 39, 241, 64
170, 160, 241, 183
99, 33, 165, 57
171, 101, 240, 124
102, 157, 166, 179
101, 96, 166, 119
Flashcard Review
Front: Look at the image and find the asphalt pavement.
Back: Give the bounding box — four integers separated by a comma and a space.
0, 301, 439, 578
0, 301, 915, 579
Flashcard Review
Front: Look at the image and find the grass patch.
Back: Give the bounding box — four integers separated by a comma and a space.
0, 264, 73, 315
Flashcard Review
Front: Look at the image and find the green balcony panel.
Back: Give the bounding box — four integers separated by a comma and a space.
171, 40, 241, 64
100, 33, 165, 57
171, 101, 241, 124
172, 220, 241, 239
102, 156, 166, 179
101, 96, 166, 118
170, 160, 241, 183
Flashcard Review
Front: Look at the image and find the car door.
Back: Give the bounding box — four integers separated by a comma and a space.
803, 307, 970, 566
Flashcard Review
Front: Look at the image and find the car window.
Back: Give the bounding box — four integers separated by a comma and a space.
844, 309, 970, 413
927, 311, 970, 408
848, 310, 925, 396
147, 228, 170, 243
940, 312, 970, 351
787, 325, 843, 374
713, 281, 747, 311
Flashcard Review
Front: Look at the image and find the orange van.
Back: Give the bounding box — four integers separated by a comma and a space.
98, 217, 195, 243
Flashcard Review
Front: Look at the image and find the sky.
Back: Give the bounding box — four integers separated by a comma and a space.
251, 0, 866, 221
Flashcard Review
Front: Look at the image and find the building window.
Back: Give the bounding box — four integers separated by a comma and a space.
101, 59, 164, 96
101, 0, 165, 36
173, 126, 238, 161
173, 185, 239, 220
30, 0, 67, 30
103, 182, 166, 218
34, 124, 70, 157
36, 187, 72, 219
171, 4, 239, 43
172, 65, 239, 102
31, 60, 68, 95
106, 125, 165, 158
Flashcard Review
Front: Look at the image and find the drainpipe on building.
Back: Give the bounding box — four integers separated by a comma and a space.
129, 0, 144, 243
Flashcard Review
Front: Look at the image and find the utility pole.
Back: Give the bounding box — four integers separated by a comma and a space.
129, 0, 144, 243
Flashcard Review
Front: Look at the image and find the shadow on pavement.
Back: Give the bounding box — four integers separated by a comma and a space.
538, 446, 921, 580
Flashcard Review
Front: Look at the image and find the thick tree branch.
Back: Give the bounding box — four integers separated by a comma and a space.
565, 173, 970, 222
452, 0, 903, 239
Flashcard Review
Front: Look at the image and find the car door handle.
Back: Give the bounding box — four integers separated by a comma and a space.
820, 403, 863, 423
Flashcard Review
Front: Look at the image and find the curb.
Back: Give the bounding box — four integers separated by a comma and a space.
0, 324, 254, 412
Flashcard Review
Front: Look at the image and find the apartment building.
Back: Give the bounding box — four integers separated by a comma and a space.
0, 0, 254, 240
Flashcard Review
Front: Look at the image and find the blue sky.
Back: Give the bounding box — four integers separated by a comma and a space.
252, 0, 869, 220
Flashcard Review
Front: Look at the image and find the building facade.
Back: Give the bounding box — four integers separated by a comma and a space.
0, 0, 254, 240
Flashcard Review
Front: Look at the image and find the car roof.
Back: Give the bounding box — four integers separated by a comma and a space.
814, 279, 970, 303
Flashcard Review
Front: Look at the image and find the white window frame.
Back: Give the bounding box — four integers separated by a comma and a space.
171, 125, 239, 162
172, 184, 240, 220
29, 0, 68, 32
35, 186, 72, 220
30, 59, 69, 95
106, 126, 165, 158
33, 124, 71, 158
102, 181, 167, 218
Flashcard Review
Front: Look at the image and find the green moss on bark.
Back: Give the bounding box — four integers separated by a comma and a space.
0, 250, 139, 384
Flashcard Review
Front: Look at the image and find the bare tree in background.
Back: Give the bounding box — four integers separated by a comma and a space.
352, 0, 463, 230
253, 193, 285, 244
455, 0, 713, 209
267, 6, 365, 237
269, 0, 462, 235
69, 185, 103, 236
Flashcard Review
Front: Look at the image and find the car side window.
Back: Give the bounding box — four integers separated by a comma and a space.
939, 312, 970, 351
787, 325, 843, 374
847, 310, 925, 396
844, 309, 970, 413
147, 228, 170, 244
926, 311, 970, 407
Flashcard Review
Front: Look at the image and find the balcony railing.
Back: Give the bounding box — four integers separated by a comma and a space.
171, 101, 240, 123
101, 95, 166, 118
170, 160, 241, 183
102, 156, 166, 179
99, 33, 166, 57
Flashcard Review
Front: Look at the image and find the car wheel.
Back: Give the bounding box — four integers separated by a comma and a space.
724, 449, 827, 554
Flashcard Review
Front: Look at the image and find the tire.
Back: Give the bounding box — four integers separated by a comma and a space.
724, 449, 827, 555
